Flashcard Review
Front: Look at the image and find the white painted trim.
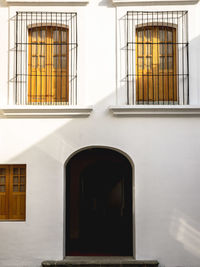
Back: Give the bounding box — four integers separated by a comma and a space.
0, 105, 93, 118
112, 0, 197, 3
6, 0, 88, 3
109, 105, 200, 116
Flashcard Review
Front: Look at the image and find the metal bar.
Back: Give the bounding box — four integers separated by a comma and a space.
186, 12, 189, 104
75, 13, 78, 105
142, 12, 144, 104
182, 11, 185, 104
167, 11, 169, 105
51, 12, 53, 105
157, 12, 159, 104
40, 12, 42, 105
71, 13, 73, 105
152, 12, 154, 104
127, 12, 129, 104
15, 12, 18, 104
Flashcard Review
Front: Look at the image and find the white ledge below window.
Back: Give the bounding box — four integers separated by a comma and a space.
112, 0, 197, 3
109, 105, 200, 116
6, 0, 88, 3
0, 105, 93, 118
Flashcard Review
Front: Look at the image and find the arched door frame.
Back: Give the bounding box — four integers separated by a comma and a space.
63, 145, 135, 258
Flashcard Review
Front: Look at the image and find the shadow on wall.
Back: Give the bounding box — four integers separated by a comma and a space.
2, 85, 200, 265
0, 3, 200, 265
189, 34, 200, 104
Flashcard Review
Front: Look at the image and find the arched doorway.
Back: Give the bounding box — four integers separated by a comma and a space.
65, 147, 133, 256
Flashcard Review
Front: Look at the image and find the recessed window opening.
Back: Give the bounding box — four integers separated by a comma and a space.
65, 148, 133, 256
12, 12, 77, 105
124, 11, 189, 105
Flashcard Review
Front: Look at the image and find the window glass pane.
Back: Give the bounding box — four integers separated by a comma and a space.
146, 44, 152, 56
32, 44, 37, 56
41, 30, 46, 42
137, 30, 143, 42
146, 57, 152, 70
61, 45, 67, 56
20, 168, 25, 175
137, 44, 143, 56
32, 56, 37, 68
53, 45, 58, 56
167, 57, 173, 69
13, 176, 18, 184
145, 29, 152, 42
61, 56, 67, 69
167, 31, 173, 42
0, 185, 5, 192
13, 168, 18, 175
40, 56, 46, 68
31, 31, 37, 42
0, 169, 5, 175
159, 56, 165, 70
53, 30, 59, 42
20, 176, 25, 184
13, 185, 18, 192
159, 30, 165, 42
61, 31, 67, 42
53, 56, 59, 68
159, 44, 165, 56
138, 58, 144, 69
20, 185, 25, 192
0, 177, 5, 184
167, 44, 173, 55
40, 45, 46, 56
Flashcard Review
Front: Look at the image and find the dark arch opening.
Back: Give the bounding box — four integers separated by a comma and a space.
65, 147, 133, 256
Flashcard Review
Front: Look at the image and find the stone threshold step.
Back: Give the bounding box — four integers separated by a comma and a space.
42, 257, 159, 267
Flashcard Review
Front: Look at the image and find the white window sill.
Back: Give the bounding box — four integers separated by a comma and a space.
6, 0, 88, 3
0, 105, 93, 118
109, 105, 200, 116
112, 0, 197, 4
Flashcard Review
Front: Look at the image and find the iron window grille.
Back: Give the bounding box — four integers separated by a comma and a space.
11, 12, 77, 105
122, 11, 189, 105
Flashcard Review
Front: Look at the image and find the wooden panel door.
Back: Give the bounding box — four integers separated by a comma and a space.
136, 26, 177, 103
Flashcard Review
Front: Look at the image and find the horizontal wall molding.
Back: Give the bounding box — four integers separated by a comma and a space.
109, 105, 200, 116
0, 105, 93, 118
6, 0, 89, 3
112, 0, 198, 4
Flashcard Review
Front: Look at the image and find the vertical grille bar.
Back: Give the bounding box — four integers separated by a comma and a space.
126, 12, 129, 105
15, 12, 18, 104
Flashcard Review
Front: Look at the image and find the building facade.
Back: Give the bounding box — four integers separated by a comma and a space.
0, 0, 200, 266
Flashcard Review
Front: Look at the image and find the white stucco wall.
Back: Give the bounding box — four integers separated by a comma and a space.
0, 1, 200, 267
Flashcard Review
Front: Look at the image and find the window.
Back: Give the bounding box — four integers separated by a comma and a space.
136, 26, 177, 103
28, 26, 69, 104
13, 12, 77, 105
124, 11, 189, 105
0, 165, 26, 220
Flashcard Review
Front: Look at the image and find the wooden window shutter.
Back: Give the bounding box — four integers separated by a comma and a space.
0, 165, 26, 221
0, 166, 9, 220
